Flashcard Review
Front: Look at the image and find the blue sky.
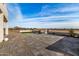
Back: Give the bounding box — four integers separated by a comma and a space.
7, 3, 79, 28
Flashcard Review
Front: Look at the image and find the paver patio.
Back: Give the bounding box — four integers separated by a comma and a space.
0, 32, 78, 56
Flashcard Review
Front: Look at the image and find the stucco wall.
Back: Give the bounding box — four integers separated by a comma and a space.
0, 3, 8, 42
0, 14, 4, 42
0, 3, 8, 20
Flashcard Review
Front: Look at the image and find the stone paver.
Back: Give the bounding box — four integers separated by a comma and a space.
0, 32, 78, 56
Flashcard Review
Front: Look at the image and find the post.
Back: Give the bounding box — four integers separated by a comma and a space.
45, 29, 48, 34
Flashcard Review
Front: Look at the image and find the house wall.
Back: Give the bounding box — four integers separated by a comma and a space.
0, 14, 4, 42
0, 3, 8, 42
0, 4, 8, 20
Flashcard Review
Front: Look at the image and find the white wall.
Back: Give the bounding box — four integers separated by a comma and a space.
0, 14, 4, 42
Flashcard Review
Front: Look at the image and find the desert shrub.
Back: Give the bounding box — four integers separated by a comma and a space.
69, 29, 75, 37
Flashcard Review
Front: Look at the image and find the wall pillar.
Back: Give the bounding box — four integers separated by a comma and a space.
4, 22, 8, 41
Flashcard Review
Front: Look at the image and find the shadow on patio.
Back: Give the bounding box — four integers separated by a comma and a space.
46, 36, 79, 56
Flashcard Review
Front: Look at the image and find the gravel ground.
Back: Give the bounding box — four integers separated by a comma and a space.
0, 32, 78, 56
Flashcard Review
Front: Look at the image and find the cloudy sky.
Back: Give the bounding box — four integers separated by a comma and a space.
7, 3, 79, 29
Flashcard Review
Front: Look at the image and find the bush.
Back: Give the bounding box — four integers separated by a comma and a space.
69, 29, 75, 37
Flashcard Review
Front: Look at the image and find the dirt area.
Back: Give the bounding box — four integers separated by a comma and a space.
0, 32, 79, 56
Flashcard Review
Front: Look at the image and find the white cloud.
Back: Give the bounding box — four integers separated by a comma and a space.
14, 5, 23, 20
8, 4, 25, 27
59, 7, 79, 12
8, 3, 79, 29
17, 21, 79, 28
18, 15, 79, 23
8, 4, 24, 21
36, 4, 79, 17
